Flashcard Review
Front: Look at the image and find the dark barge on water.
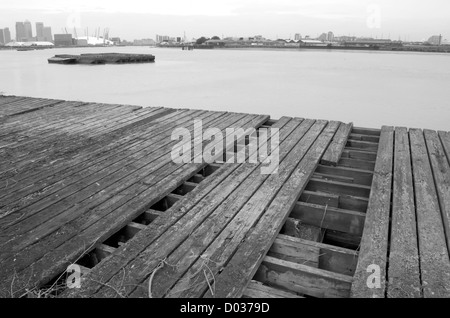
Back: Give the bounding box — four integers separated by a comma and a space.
48, 53, 155, 65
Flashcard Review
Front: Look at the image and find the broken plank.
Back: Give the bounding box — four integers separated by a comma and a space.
197, 122, 340, 298
315, 165, 373, 186
58, 115, 278, 298
254, 256, 352, 298
277, 234, 358, 277
269, 234, 320, 268
306, 178, 371, 198
299, 191, 339, 208
338, 158, 376, 171
291, 202, 365, 235
132, 119, 318, 298
321, 122, 353, 166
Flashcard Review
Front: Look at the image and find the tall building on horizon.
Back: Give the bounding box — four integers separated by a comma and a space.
294, 33, 301, 41
24, 20, 33, 40
16, 22, 25, 41
43, 26, 53, 42
0, 29, 4, 45
4, 28, 11, 43
327, 31, 335, 42
428, 35, 442, 45
156, 34, 170, 43
36, 22, 44, 40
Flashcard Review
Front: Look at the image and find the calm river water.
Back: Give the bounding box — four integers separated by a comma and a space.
0, 46, 449, 130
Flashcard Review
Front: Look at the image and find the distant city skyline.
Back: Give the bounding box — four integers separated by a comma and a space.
0, 0, 449, 42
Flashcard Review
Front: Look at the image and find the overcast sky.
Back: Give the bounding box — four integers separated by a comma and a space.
0, 0, 448, 41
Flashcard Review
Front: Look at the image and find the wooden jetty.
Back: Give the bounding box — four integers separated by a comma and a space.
48, 53, 156, 65
0, 95, 449, 298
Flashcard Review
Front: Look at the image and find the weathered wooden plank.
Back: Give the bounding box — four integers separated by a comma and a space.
341, 149, 378, 162
346, 140, 379, 152
388, 127, 421, 298
2, 114, 269, 296
195, 122, 340, 298
352, 127, 381, 136
0, 107, 189, 189
0, 101, 91, 139
338, 158, 376, 171
243, 281, 303, 298
254, 256, 352, 298
269, 234, 320, 267
276, 235, 358, 276
0, 99, 77, 127
300, 190, 368, 213
281, 218, 324, 243
306, 178, 371, 198
321, 122, 353, 166
0, 99, 64, 117
0, 102, 163, 153
0, 105, 116, 147
0, 110, 228, 257
0, 112, 235, 255
337, 195, 369, 213
291, 202, 365, 235
351, 126, 394, 298
313, 172, 355, 184
0, 108, 191, 204
0, 102, 139, 146
0, 110, 220, 235
0, 96, 27, 106
300, 190, 339, 208
412, 129, 450, 298
0, 106, 168, 177
315, 165, 373, 186
127, 119, 318, 298
0, 98, 48, 114
0, 102, 127, 138
324, 231, 361, 251
426, 130, 450, 251
0, 103, 145, 162
0, 109, 218, 205
348, 133, 380, 143
61, 116, 286, 298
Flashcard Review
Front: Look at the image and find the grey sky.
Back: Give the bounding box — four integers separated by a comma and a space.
0, 0, 448, 41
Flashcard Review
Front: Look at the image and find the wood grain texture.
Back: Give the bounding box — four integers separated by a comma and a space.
388, 127, 421, 298
410, 128, 450, 298
351, 126, 394, 298
321, 122, 353, 166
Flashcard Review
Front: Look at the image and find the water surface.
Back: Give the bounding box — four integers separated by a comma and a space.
0, 46, 449, 130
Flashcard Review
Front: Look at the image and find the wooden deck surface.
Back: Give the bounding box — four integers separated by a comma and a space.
0, 95, 449, 298
352, 127, 450, 298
